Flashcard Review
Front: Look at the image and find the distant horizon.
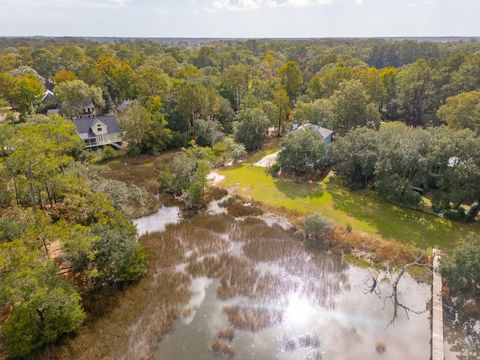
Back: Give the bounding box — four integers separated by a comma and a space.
2, 35, 480, 38
1, 1, 479, 38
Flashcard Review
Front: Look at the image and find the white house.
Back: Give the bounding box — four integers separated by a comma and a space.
72, 115, 122, 150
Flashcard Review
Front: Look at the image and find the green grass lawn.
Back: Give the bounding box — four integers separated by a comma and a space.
218, 151, 480, 251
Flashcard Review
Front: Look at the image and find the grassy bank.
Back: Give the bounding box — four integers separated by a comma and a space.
218, 151, 479, 250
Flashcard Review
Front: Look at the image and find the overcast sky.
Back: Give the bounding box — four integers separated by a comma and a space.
0, 0, 479, 38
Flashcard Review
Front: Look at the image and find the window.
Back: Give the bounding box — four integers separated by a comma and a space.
97, 125, 102, 132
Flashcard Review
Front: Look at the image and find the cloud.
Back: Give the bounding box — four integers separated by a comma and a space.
1, 0, 130, 9
206, 0, 334, 12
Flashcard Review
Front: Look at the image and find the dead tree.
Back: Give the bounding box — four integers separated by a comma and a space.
365, 258, 432, 327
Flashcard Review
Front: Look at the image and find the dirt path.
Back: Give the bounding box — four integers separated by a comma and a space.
254, 151, 279, 168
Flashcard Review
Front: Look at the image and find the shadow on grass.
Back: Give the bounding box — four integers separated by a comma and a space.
273, 177, 325, 199
326, 179, 472, 250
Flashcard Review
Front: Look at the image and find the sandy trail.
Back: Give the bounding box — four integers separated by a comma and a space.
254, 151, 279, 168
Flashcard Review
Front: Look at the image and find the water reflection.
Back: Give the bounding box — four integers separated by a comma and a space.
444, 302, 480, 360
284, 293, 318, 327
153, 212, 431, 360
132, 205, 181, 236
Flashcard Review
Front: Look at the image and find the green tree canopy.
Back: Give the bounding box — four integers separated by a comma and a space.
437, 90, 480, 135
235, 107, 270, 151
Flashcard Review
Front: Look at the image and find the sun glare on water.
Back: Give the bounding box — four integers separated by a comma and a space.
284, 293, 318, 327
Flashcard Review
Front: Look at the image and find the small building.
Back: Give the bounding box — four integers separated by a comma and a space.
72, 115, 122, 150
293, 123, 334, 144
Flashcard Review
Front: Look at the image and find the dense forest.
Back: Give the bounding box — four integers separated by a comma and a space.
1, 37, 480, 358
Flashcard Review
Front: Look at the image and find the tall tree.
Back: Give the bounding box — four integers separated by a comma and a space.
278, 61, 303, 103
329, 80, 380, 135
272, 88, 291, 137
396, 60, 435, 126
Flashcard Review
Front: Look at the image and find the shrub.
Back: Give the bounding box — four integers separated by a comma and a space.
431, 192, 450, 213
101, 145, 117, 161
118, 244, 148, 281
441, 234, 480, 291
0, 286, 85, 358
303, 214, 331, 243
269, 162, 280, 176
443, 207, 466, 222
346, 223, 352, 233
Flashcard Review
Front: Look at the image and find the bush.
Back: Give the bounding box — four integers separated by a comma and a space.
441, 234, 480, 291
375, 175, 421, 208
346, 223, 352, 233
443, 207, 466, 222
303, 214, 331, 244
269, 162, 280, 176
101, 145, 117, 161
431, 192, 450, 213
0, 285, 85, 358
118, 244, 148, 281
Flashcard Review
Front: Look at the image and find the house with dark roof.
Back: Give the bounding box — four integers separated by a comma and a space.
72, 115, 122, 150
293, 123, 334, 145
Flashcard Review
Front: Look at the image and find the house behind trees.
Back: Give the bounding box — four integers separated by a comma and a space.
293, 123, 334, 144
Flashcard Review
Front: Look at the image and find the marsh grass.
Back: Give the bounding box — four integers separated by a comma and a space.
224, 306, 283, 332
219, 197, 263, 217
376, 342, 387, 354
100, 151, 176, 193
210, 339, 236, 359
217, 328, 235, 341
206, 187, 229, 202
33, 198, 351, 359
330, 226, 426, 267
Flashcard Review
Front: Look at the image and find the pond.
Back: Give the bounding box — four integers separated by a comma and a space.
35, 195, 474, 360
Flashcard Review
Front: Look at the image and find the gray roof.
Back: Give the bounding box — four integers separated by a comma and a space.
72, 115, 121, 139
294, 123, 333, 140
115, 100, 132, 113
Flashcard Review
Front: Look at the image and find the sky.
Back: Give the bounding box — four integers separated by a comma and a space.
0, 0, 479, 38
